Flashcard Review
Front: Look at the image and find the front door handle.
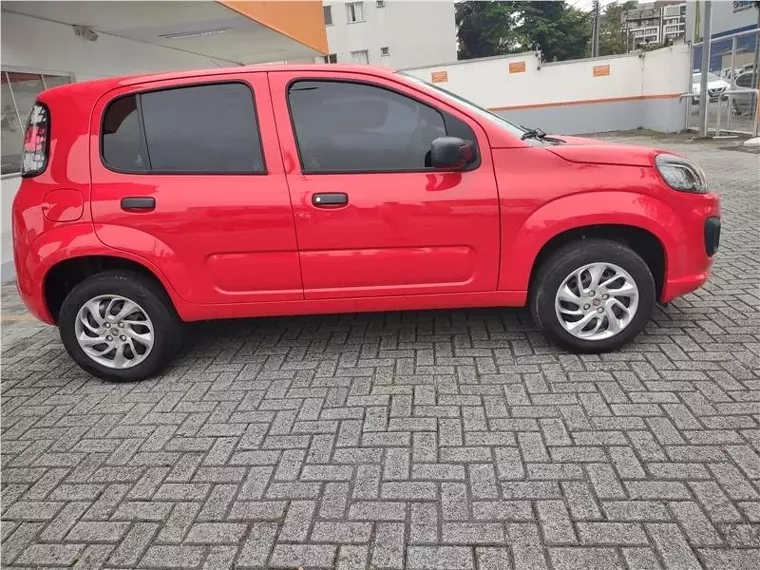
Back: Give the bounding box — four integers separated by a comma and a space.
121, 197, 155, 212
312, 193, 348, 207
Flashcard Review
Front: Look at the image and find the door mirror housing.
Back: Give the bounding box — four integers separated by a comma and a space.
429, 136, 475, 170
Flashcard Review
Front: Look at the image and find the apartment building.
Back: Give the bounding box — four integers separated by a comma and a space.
624, 1, 686, 50
319, 1, 457, 69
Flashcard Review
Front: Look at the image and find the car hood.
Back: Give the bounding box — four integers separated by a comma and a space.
693, 80, 730, 91
543, 135, 664, 167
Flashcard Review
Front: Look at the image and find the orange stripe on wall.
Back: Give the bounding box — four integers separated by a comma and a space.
489, 93, 683, 112
219, 1, 328, 55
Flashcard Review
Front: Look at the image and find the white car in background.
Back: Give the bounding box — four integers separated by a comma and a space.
692, 72, 731, 103
731, 70, 758, 116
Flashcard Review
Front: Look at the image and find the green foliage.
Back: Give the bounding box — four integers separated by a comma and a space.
455, 1, 522, 60
598, 1, 638, 56
456, 0, 592, 62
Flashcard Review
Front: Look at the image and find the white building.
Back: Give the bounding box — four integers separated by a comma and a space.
624, 2, 687, 51
318, 1, 457, 69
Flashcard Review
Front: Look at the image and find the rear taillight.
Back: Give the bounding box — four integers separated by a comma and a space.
21, 103, 49, 177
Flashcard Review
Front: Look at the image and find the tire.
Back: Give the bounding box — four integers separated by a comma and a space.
530, 239, 656, 353
59, 271, 183, 382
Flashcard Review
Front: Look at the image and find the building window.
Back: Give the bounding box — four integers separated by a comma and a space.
322, 54, 338, 64
102, 83, 265, 174
351, 50, 370, 64
346, 2, 365, 23
380, 47, 390, 57
376, 0, 385, 7
1, 70, 72, 175
323, 5, 332, 26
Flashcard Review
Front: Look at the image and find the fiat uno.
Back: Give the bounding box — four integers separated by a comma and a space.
13, 64, 721, 381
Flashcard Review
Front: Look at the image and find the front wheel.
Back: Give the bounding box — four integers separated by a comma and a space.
59, 271, 183, 382
530, 239, 656, 353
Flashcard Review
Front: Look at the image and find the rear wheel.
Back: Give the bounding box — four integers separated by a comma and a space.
59, 271, 182, 382
530, 239, 656, 353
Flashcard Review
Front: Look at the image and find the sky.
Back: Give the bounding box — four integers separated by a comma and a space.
569, 0, 633, 11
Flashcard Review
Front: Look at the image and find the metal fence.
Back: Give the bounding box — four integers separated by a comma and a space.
688, 29, 759, 136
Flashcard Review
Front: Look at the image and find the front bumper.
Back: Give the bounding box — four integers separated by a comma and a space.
704, 216, 721, 257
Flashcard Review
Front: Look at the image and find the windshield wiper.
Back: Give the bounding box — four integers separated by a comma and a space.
521, 127, 547, 140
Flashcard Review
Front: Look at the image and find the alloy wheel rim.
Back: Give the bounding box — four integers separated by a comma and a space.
554, 262, 639, 341
74, 295, 155, 369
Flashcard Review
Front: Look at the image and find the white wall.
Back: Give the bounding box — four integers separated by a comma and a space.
324, 0, 457, 69
402, 44, 691, 110
1, 10, 239, 278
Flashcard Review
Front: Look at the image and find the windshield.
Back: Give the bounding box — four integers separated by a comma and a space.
400, 73, 529, 140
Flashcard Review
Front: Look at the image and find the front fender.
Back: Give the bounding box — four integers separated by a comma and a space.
499, 191, 685, 292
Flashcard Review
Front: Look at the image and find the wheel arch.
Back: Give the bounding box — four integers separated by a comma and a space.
527, 224, 667, 300
44, 255, 178, 324
499, 191, 683, 301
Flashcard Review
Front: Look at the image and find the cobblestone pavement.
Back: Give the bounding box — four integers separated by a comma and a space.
2, 134, 759, 570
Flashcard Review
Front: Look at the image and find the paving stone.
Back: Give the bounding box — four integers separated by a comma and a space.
108, 522, 159, 566
622, 547, 663, 570
476, 546, 513, 570
537, 500, 577, 544
16, 543, 83, 567
336, 544, 370, 570
140, 545, 206, 568
311, 521, 372, 543
372, 522, 405, 569
66, 521, 130, 543
407, 546, 475, 570
576, 522, 648, 546
549, 547, 625, 570
236, 522, 277, 567
441, 522, 505, 544
269, 544, 337, 569
647, 523, 704, 570
410, 502, 438, 544
184, 522, 247, 544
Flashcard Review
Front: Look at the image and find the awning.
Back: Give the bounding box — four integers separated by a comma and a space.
2, 0, 328, 65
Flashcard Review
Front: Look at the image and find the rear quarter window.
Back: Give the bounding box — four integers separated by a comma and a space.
101, 82, 265, 174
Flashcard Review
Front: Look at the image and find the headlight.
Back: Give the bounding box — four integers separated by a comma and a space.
655, 154, 708, 193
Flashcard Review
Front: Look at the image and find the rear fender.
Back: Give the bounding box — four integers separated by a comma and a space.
499, 192, 684, 292
92, 224, 196, 301
26, 224, 184, 322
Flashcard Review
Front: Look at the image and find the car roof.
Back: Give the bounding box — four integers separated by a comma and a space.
41, 63, 401, 97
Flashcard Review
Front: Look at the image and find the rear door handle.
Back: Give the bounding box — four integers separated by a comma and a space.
312, 193, 348, 207
121, 197, 155, 212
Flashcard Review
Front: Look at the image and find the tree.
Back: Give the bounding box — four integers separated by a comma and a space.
598, 1, 638, 56
456, 1, 591, 62
518, 1, 591, 62
455, 1, 522, 60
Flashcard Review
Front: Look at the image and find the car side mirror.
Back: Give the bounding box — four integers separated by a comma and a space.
429, 136, 475, 170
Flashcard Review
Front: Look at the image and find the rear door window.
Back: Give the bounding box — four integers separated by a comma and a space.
102, 95, 148, 172
102, 82, 265, 174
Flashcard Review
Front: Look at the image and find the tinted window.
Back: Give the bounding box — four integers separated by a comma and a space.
736, 74, 752, 88
288, 80, 474, 173
140, 83, 264, 173
102, 95, 149, 171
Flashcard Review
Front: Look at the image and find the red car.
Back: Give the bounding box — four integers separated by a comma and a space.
13, 65, 721, 382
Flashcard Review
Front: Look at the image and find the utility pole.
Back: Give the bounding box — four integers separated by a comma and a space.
592, 0, 600, 57
753, 1, 760, 136
698, 0, 712, 137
